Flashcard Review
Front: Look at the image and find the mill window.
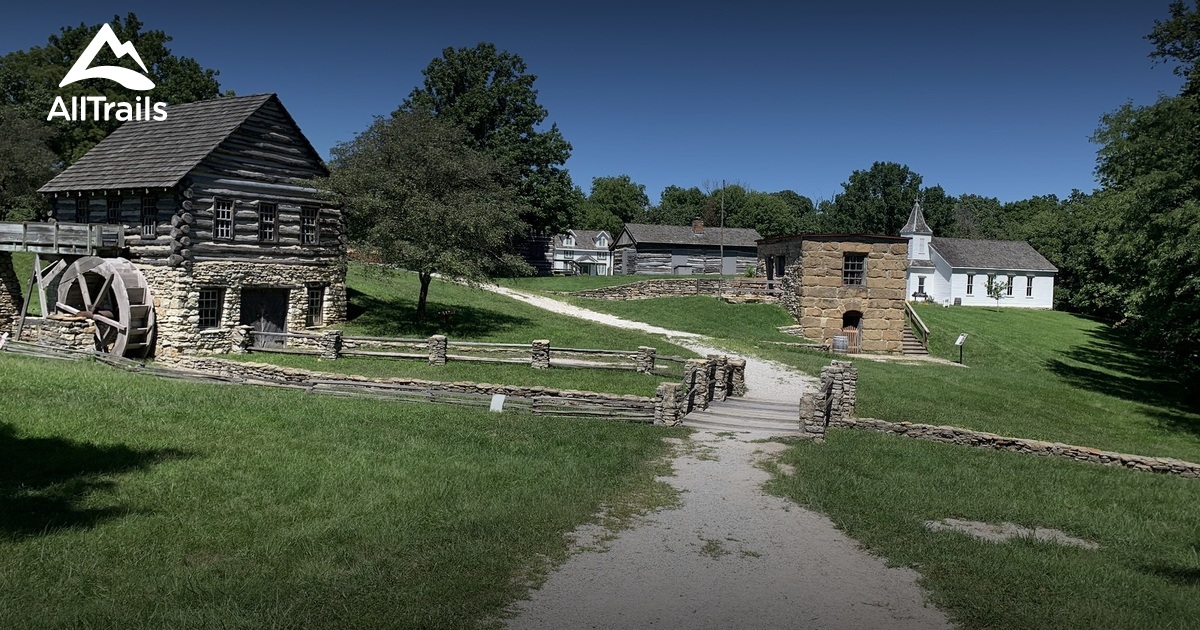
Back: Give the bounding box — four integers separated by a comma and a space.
842, 254, 866, 286
214, 199, 234, 241
301, 206, 319, 244
75, 198, 88, 223
257, 202, 278, 242
198, 287, 225, 328
141, 197, 157, 237
306, 286, 325, 327
107, 198, 121, 224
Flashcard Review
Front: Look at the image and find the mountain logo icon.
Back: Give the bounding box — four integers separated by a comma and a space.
59, 23, 155, 91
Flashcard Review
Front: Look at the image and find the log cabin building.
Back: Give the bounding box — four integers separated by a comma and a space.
612, 219, 760, 275
14, 93, 347, 357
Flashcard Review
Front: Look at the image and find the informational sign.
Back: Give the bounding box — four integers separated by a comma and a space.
955, 333, 969, 346
489, 393, 506, 412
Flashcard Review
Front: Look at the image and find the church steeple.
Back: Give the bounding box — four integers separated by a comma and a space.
900, 199, 933, 236
900, 199, 932, 261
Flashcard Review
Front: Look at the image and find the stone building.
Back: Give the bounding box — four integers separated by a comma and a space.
757, 234, 909, 353
612, 219, 760, 275
0, 93, 346, 358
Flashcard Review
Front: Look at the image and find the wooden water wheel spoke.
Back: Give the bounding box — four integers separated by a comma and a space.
55, 257, 155, 358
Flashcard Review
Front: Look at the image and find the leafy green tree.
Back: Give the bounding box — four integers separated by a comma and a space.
984, 275, 1008, 308
399, 42, 575, 234
950, 194, 1005, 238
324, 112, 531, 321
1149, 0, 1200, 94
733, 191, 796, 237
649, 185, 706, 225
0, 12, 223, 164
0, 107, 55, 221
825, 162, 926, 235
587, 175, 648, 223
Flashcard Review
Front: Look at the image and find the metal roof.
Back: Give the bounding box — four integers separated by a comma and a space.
39, 94, 319, 193
621, 223, 761, 248
931, 237, 1058, 272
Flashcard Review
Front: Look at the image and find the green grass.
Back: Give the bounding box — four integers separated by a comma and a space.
564, 294, 1200, 462
768, 430, 1200, 629
0, 352, 685, 629
229, 352, 678, 396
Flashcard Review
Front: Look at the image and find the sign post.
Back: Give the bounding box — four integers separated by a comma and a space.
955, 333, 968, 364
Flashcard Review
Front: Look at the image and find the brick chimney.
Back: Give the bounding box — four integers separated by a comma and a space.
692, 217, 704, 235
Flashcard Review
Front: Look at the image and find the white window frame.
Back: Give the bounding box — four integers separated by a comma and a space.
214, 198, 234, 241
1026, 276, 1034, 298
140, 197, 157, 238
966, 274, 974, 295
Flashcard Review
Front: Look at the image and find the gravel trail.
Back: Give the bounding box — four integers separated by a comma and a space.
484, 284, 950, 629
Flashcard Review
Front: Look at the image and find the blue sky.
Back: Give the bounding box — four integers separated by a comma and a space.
1, 1, 1185, 205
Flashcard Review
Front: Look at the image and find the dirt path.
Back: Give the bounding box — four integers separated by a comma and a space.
485, 285, 951, 629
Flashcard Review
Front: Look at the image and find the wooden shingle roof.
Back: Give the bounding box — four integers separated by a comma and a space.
931, 237, 1057, 272
39, 94, 304, 193
621, 223, 762, 248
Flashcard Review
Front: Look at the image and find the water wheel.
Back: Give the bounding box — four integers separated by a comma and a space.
55, 257, 156, 357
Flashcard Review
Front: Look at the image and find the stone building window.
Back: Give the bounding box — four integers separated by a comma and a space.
966, 274, 974, 295
301, 206, 319, 244
258, 202, 278, 242
75, 198, 88, 223
198, 287, 225, 328
107, 198, 121, 224
140, 197, 157, 237
214, 199, 234, 241
306, 286, 325, 327
842, 253, 866, 286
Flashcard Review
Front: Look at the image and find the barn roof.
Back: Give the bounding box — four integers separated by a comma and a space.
39, 93, 323, 193
931, 237, 1057, 272
620, 223, 761, 248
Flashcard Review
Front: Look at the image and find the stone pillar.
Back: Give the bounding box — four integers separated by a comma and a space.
694, 358, 713, 411
711, 355, 729, 402
318, 329, 343, 360
799, 389, 827, 442
531, 339, 551, 369
836, 360, 858, 420
728, 359, 747, 396
0, 252, 22, 334
636, 346, 656, 374
682, 359, 705, 414
428, 335, 447, 366
230, 325, 253, 354
654, 382, 682, 426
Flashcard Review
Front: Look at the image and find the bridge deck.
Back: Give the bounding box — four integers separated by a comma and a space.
0, 222, 125, 256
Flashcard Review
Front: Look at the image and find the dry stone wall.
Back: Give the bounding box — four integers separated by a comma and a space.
15, 316, 96, 348
0, 253, 21, 334
571, 278, 728, 300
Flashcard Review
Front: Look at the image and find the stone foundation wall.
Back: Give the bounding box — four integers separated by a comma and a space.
141, 259, 347, 358
16, 316, 96, 348
0, 253, 22, 334
571, 278, 726, 300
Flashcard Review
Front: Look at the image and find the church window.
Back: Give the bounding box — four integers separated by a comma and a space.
1026, 276, 1034, 297
1006, 275, 1014, 296
966, 274, 974, 295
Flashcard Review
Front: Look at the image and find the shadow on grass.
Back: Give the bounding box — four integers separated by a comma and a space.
346, 286, 532, 338
1045, 326, 1200, 436
0, 423, 187, 540
1141, 564, 1200, 586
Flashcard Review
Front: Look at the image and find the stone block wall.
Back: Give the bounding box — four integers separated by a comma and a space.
571, 278, 727, 300
0, 253, 21, 334
799, 360, 857, 440
759, 235, 908, 354
141, 259, 347, 358
16, 316, 97, 348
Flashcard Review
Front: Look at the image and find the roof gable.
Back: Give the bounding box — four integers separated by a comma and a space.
39, 94, 321, 193
900, 200, 933, 235
931, 237, 1057, 272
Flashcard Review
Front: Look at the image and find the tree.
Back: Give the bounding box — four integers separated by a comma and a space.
399, 42, 575, 233
324, 111, 531, 321
825, 162, 927, 235
950, 194, 1005, 238
649, 185, 706, 225
733, 191, 797, 237
587, 175, 648, 222
1148, 1, 1200, 94
0, 106, 55, 221
0, 12, 224, 164
984, 275, 1008, 308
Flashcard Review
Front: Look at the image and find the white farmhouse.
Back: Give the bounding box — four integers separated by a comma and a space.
901, 201, 1057, 308
552, 229, 614, 275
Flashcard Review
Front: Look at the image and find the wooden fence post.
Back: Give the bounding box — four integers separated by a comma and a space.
428, 335, 447, 366
636, 346, 656, 374
531, 339, 551, 369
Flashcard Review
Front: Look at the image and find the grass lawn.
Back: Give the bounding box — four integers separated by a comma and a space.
767, 430, 1200, 629
567, 294, 1200, 462
0, 352, 684, 629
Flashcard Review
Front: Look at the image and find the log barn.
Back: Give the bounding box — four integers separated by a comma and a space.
612, 219, 760, 275
0, 93, 346, 358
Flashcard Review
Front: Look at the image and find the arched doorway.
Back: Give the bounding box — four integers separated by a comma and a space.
842, 310, 863, 353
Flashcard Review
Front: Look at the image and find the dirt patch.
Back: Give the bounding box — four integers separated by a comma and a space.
925, 518, 1099, 550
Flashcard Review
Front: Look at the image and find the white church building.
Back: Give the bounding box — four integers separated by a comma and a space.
901, 201, 1057, 308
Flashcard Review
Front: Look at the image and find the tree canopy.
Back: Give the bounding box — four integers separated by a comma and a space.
399, 42, 575, 234
324, 111, 531, 320
0, 12, 224, 164
0, 106, 56, 221
577, 175, 648, 236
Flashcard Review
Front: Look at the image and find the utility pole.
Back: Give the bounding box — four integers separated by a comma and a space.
718, 179, 726, 297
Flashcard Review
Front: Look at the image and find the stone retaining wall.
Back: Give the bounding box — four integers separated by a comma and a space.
0, 253, 21, 334
832, 417, 1200, 478
15, 316, 96, 348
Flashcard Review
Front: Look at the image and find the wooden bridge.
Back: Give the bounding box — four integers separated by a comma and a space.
683, 397, 803, 437
0, 222, 125, 256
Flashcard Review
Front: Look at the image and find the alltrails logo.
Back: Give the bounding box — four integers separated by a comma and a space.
47, 23, 168, 122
